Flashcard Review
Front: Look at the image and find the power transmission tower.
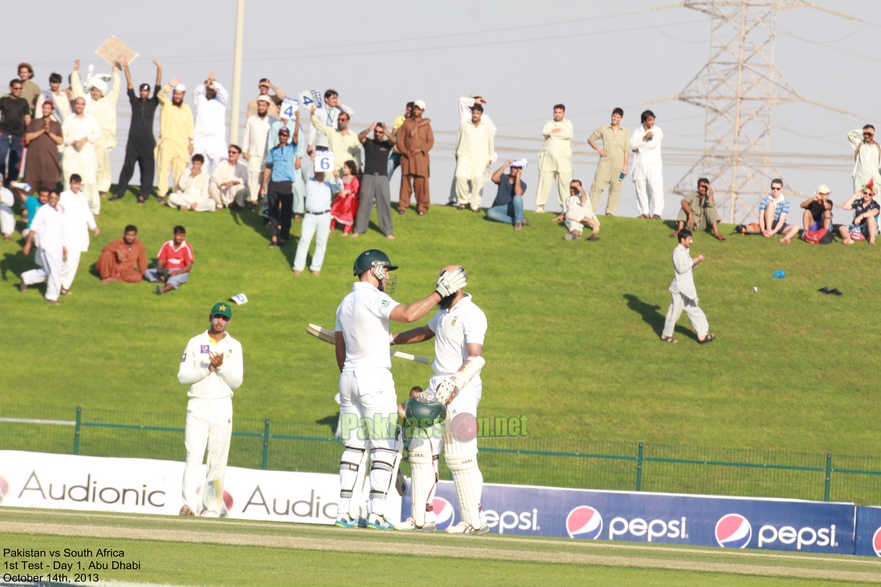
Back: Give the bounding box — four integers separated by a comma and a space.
673, 0, 813, 224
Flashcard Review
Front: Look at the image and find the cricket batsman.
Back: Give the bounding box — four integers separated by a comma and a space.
334, 250, 467, 530
392, 265, 488, 534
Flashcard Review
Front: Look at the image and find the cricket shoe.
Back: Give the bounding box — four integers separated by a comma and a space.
334, 515, 359, 529
179, 505, 195, 517
394, 516, 436, 532
365, 514, 394, 530
446, 521, 490, 535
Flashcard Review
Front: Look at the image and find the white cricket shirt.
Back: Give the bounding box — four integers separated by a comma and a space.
427, 294, 487, 378
178, 330, 243, 399
336, 282, 400, 370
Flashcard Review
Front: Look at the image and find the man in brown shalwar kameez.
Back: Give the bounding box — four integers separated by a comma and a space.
23, 101, 62, 189
397, 100, 434, 216
97, 225, 147, 283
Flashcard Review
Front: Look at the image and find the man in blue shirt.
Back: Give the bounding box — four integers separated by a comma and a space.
486, 160, 527, 231
261, 127, 298, 247
292, 167, 341, 275
266, 113, 305, 219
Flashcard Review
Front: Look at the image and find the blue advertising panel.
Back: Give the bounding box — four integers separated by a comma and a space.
854, 506, 881, 557
403, 481, 856, 555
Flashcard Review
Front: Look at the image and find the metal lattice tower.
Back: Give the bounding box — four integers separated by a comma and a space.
673, 0, 812, 224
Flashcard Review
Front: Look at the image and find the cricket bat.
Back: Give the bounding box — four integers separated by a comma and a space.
306, 324, 430, 364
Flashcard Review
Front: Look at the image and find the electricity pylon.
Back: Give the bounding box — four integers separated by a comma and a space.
672, 0, 852, 223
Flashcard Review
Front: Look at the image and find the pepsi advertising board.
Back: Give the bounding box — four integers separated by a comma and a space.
854, 506, 881, 557
403, 481, 856, 555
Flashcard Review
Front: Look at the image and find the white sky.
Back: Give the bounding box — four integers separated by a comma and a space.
4, 0, 879, 219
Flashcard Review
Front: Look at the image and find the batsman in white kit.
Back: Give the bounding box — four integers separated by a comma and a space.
392, 265, 488, 534
334, 250, 467, 530
178, 302, 243, 517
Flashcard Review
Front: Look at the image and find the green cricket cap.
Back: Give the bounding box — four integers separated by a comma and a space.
211, 302, 232, 319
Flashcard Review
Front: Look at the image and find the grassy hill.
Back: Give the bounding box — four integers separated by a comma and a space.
2, 192, 879, 457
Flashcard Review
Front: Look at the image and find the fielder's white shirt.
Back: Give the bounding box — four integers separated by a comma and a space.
427, 294, 487, 379
178, 330, 243, 399
630, 125, 664, 181
335, 282, 400, 371
60, 190, 96, 253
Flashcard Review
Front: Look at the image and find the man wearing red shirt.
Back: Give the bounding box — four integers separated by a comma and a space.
145, 225, 194, 294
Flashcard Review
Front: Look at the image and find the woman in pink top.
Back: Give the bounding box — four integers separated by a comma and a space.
330, 159, 360, 235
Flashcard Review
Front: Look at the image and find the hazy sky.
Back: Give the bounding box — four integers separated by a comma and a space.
5, 0, 879, 220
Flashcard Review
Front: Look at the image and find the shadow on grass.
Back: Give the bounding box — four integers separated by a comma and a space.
623, 293, 699, 342
229, 206, 301, 269
316, 413, 339, 436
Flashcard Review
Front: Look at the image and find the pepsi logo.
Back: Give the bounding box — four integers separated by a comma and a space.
433, 497, 455, 530
0, 475, 7, 505
196, 485, 234, 517
566, 506, 603, 539
873, 527, 881, 557
715, 514, 752, 548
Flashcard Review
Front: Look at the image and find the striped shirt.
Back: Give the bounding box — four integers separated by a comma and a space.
759, 195, 790, 221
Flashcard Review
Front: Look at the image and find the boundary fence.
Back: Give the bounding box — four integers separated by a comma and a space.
1, 403, 879, 505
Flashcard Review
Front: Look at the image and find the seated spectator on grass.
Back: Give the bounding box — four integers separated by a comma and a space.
673, 178, 725, 241
800, 185, 833, 232
168, 154, 213, 212
330, 160, 359, 235
759, 178, 800, 244
0, 184, 14, 240
145, 225, 194, 294
209, 144, 248, 210
97, 224, 147, 284
558, 180, 599, 241
486, 160, 527, 231
838, 181, 879, 245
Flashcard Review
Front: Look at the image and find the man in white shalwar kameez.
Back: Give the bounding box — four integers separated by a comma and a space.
70, 60, 120, 199
630, 110, 665, 219
209, 145, 249, 209
448, 95, 497, 205
193, 73, 229, 172
59, 176, 99, 293
61, 98, 101, 216
20, 189, 65, 305
847, 125, 881, 195
243, 96, 276, 208
536, 104, 574, 213
169, 154, 213, 212
454, 104, 494, 211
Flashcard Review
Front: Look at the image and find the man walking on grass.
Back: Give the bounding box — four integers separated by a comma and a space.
661, 229, 715, 345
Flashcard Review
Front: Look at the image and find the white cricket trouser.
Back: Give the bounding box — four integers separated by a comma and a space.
536, 169, 572, 211
293, 212, 331, 272
22, 249, 63, 301
247, 156, 264, 204
634, 177, 664, 217
168, 192, 216, 212
61, 249, 82, 290
337, 368, 398, 517
0, 202, 14, 236
662, 292, 708, 339
182, 396, 233, 517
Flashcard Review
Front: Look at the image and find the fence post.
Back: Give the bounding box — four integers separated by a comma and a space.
262, 419, 270, 470
824, 452, 832, 502
74, 406, 82, 455
636, 441, 644, 491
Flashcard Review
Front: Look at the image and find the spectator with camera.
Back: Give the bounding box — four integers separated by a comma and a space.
485, 160, 527, 231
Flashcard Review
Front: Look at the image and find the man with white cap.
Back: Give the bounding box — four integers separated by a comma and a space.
193, 71, 229, 172
156, 78, 194, 205
61, 97, 101, 215
397, 100, 434, 216
243, 95, 276, 210
799, 184, 833, 234
113, 56, 162, 204
70, 60, 120, 203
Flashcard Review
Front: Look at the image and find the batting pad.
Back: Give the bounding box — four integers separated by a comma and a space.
446, 451, 483, 528
368, 446, 398, 516
408, 441, 436, 527
337, 446, 366, 518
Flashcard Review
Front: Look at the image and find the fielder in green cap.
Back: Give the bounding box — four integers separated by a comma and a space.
176, 301, 243, 517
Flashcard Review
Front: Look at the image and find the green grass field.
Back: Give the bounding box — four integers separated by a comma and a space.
2, 508, 879, 586
3, 190, 878, 454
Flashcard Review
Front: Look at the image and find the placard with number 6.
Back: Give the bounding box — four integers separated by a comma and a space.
315, 151, 335, 172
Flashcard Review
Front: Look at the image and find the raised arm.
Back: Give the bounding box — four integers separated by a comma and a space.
491, 160, 511, 184
121, 56, 133, 90
154, 60, 163, 89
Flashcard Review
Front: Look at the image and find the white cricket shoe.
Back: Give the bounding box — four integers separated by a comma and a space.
446, 521, 490, 535
365, 513, 394, 530
394, 516, 437, 532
